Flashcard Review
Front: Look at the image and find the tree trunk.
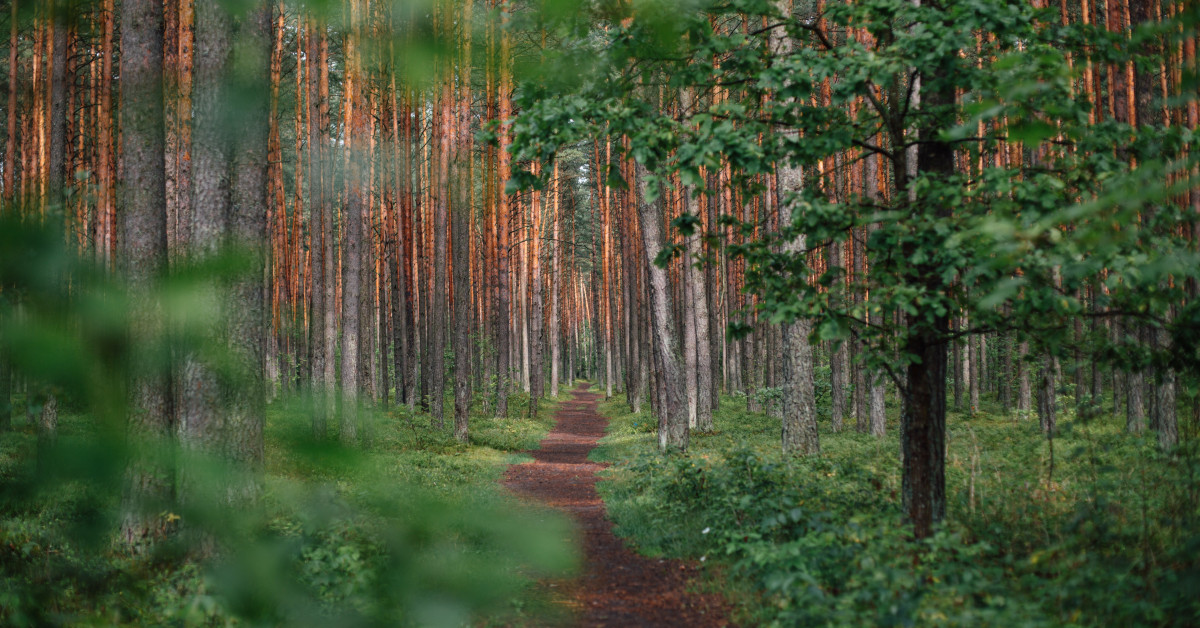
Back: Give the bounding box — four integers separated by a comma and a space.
118, 0, 173, 551
3, 0, 17, 203
829, 241, 846, 432
1156, 324, 1178, 450
39, 3, 69, 451
180, 0, 231, 454
494, 11, 512, 416
549, 162, 562, 399
689, 226, 713, 432
769, 2, 819, 454
635, 163, 687, 452
452, 0, 473, 441
900, 36, 955, 538
340, 1, 366, 443
1017, 340, 1031, 416
430, 84, 450, 428
1038, 354, 1057, 436
0, 357, 10, 431
226, 0, 271, 472
451, 146, 471, 442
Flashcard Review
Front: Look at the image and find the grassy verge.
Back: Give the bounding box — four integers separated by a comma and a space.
592, 391, 1200, 627
0, 387, 578, 627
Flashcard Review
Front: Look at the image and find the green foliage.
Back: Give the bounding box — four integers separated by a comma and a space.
511, 0, 1200, 391
594, 395, 1200, 627
0, 394, 579, 627
0, 215, 577, 627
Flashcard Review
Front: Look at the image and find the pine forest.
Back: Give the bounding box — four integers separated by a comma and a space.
1, 0, 1199, 625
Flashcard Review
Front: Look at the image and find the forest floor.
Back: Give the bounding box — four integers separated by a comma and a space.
502, 383, 731, 627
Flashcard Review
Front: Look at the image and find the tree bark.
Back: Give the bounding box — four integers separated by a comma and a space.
549, 162, 562, 398
430, 82, 450, 427
770, 0, 819, 454
494, 10, 512, 416
340, 0, 366, 443
829, 241, 846, 432
3, 0, 17, 204
118, 0, 173, 551
226, 0, 272, 471
452, 0, 472, 442
900, 24, 955, 538
635, 164, 687, 452
306, 21, 329, 438
1037, 353, 1057, 436
180, 0, 231, 456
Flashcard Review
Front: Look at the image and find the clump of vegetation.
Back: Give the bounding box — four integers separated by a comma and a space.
594, 394, 1200, 627
0, 391, 577, 627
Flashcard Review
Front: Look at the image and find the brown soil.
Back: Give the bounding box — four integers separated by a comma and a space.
502, 383, 732, 627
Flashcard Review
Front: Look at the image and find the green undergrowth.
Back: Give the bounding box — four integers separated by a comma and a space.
0, 387, 579, 627
593, 393, 1200, 627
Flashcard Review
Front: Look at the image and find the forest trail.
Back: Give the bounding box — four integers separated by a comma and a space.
502, 383, 731, 627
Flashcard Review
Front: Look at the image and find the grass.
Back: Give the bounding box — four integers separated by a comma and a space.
0, 385, 580, 627
592, 387, 1200, 627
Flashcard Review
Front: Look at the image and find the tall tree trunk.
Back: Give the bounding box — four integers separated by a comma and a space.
118, 0, 173, 550
306, 22, 328, 437
529, 161, 545, 412
3, 0, 17, 204
340, 0, 366, 443
452, 0, 473, 441
494, 6, 512, 416
635, 163, 687, 452
770, 0, 819, 454
688, 228, 713, 433
180, 0, 231, 456
549, 162, 562, 398
430, 82, 450, 427
226, 0, 272, 474
829, 241, 846, 431
452, 143, 471, 441
40, 3, 69, 453
900, 28, 954, 538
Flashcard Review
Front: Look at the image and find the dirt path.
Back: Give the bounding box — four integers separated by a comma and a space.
502, 383, 731, 627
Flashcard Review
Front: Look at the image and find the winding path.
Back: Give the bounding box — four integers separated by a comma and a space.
502, 383, 731, 627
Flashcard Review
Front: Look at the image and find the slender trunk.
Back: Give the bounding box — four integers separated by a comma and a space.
430, 83, 450, 427
635, 163, 687, 452
829, 241, 846, 431
1017, 340, 1032, 416
529, 162, 545, 410
969, 330, 981, 413
0, 356, 10, 431
770, 3, 819, 453
38, 4, 69, 451
549, 162, 562, 398
452, 141, 471, 441
1038, 354, 1057, 436
494, 6, 512, 415
3, 0, 17, 203
306, 22, 328, 438
452, 0, 472, 441
340, 0, 366, 443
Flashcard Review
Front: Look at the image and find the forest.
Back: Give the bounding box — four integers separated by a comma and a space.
1, 0, 1198, 625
